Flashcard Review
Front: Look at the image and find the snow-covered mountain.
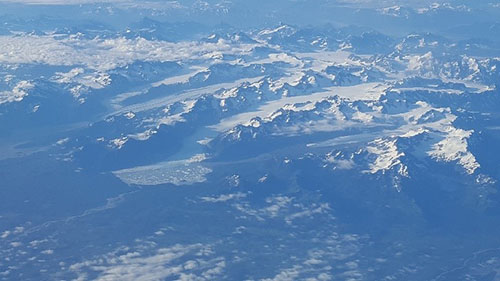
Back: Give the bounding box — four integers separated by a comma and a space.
1, 1, 500, 281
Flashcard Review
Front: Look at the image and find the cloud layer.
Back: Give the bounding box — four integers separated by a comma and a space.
0, 35, 256, 71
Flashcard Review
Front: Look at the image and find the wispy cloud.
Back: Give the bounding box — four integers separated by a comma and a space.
0, 35, 257, 71
70, 243, 226, 281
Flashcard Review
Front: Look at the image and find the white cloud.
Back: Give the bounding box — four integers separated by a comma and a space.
200, 192, 247, 203
10, 242, 22, 247
261, 233, 364, 281
233, 195, 334, 225
0, 35, 257, 71
0, 231, 10, 239
41, 249, 54, 255
285, 203, 331, 225
0, 80, 34, 105
70, 243, 226, 281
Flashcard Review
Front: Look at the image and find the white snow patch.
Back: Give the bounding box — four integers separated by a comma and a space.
212, 83, 385, 131
366, 138, 407, 176
428, 127, 479, 174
